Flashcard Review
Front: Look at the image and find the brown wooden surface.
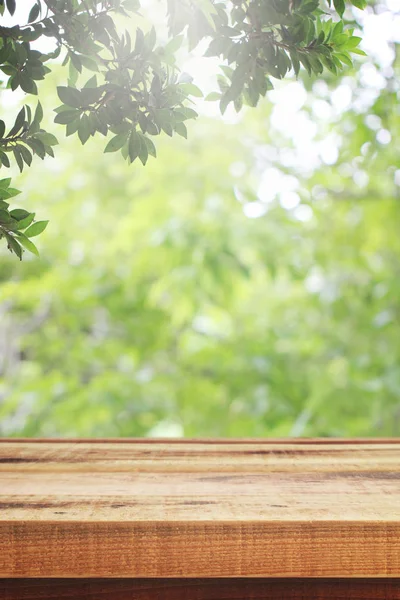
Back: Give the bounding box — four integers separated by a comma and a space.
1, 578, 400, 600
1, 438, 400, 577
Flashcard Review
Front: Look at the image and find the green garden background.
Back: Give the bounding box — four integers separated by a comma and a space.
1, 1, 399, 437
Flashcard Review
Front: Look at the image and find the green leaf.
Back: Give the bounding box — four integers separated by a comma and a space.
54, 109, 80, 125
5, 233, 22, 259
335, 52, 353, 67
8, 106, 25, 137
345, 36, 363, 49
13, 147, 24, 172
289, 50, 301, 77
174, 122, 187, 138
205, 37, 231, 57
6, 0, 15, 15
28, 2, 40, 23
78, 114, 92, 144
350, 47, 367, 56
307, 53, 324, 75
153, 109, 173, 136
0, 120, 5, 138
333, 0, 345, 17
15, 232, 39, 256
15, 213, 35, 230
19, 74, 38, 95
350, 0, 367, 9
205, 92, 221, 101
179, 83, 203, 97
299, 54, 313, 76
128, 131, 140, 163
3, 217, 21, 232
84, 75, 98, 89
9, 208, 30, 221
19, 145, 32, 166
80, 87, 103, 106
174, 107, 198, 120
33, 101, 43, 125
104, 132, 129, 153
0, 178, 11, 190
35, 132, 58, 146
136, 133, 149, 165
143, 135, 157, 157
244, 82, 259, 107
57, 86, 83, 108
220, 88, 237, 114
27, 138, 46, 159
0, 186, 20, 200
1, 66, 17, 78
25, 104, 32, 125
63, 118, 78, 138
0, 209, 13, 223
0, 151, 10, 168
3, 187, 21, 199
70, 52, 82, 73
80, 55, 99, 72
332, 20, 344, 38
25, 220, 48, 238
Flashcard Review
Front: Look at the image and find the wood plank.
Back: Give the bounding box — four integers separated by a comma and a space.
1, 578, 400, 600
1, 439, 400, 577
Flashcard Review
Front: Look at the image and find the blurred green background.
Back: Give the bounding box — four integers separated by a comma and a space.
1, 2, 400, 437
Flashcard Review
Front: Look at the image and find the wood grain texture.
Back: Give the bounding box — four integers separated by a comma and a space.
1, 439, 400, 577
1, 578, 400, 600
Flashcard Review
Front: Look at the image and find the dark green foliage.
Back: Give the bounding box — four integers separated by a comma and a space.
0, 0, 366, 259
0, 177, 47, 259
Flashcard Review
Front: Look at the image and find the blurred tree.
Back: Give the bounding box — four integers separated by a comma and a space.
0, 0, 366, 259
0, 0, 399, 437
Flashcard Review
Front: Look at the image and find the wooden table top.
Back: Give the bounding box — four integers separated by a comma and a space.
1, 438, 400, 578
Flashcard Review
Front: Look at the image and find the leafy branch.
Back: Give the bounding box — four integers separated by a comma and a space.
0, 177, 48, 260
0, 0, 367, 260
